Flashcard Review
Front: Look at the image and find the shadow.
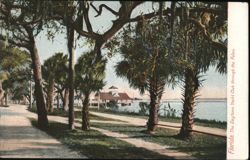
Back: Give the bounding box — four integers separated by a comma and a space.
0, 146, 84, 158
172, 145, 226, 159
28, 120, 176, 159
65, 144, 175, 159
0, 125, 50, 140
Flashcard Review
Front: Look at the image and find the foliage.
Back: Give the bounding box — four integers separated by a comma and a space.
169, 2, 228, 138
0, 46, 30, 71
138, 102, 150, 116
42, 52, 68, 94
0, 0, 55, 47
106, 100, 119, 111
115, 18, 180, 94
0, 46, 32, 102
161, 103, 178, 118
42, 53, 68, 83
170, 2, 227, 76
75, 51, 106, 94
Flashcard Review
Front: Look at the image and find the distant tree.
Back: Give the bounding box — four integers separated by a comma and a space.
42, 52, 68, 113
0, 45, 31, 106
75, 51, 106, 130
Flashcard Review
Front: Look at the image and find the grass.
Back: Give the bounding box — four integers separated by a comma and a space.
28, 107, 226, 159
28, 107, 124, 122
92, 122, 226, 159
29, 106, 226, 129
29, 118, 170, 159
90, 108, 227, 129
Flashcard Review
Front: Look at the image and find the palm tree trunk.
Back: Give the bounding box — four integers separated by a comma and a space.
63, 88, 69, 111
57, 93, 60, 109
47, 79, 55, 113
67, 26, 75, 130
82, 91, 90, 131
147, 80, 163, 133
179, 68, 199, 139
0, 81, 4, 106
29, 41, 49, 128
4, 89, 8, 105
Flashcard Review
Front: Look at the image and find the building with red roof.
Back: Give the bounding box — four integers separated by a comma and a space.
91, 86, 132, 107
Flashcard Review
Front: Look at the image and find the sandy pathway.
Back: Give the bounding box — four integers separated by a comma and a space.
0, 105, 85, 158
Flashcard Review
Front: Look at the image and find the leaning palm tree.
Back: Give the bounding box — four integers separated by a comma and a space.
115, 18, 179, 133
42, 52, 68, 112
75, 51, 106, 131
170, 2, 227, 139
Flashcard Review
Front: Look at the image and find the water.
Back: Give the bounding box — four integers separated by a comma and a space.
117, 100, 227, 122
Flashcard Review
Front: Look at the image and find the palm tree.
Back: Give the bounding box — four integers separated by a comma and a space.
169, 2, 227, 139
75, 51, 106, 131
54, 54, 68, 111
42, 52, 68, 113
115, 18, 179, 133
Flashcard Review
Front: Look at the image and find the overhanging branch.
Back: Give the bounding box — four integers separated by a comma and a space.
189, 18, 227, 52
90, 2, 119, 17
0, 34, 29, 48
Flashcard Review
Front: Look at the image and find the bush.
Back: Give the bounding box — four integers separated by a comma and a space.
161, 103, 177, 118
106, 100, 119, 111
138, 102, 150, 116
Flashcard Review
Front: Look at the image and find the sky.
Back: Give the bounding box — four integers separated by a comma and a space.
35, 1, 227, 100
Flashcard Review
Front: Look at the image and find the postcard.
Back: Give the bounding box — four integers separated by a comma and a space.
0, 1, 249, 159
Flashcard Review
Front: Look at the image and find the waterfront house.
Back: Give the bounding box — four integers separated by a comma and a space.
91, 86, 132, 107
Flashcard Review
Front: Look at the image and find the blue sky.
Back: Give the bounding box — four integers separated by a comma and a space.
35, 2, 227, 99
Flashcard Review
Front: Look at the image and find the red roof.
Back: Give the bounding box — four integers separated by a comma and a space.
95, 92, 132, 100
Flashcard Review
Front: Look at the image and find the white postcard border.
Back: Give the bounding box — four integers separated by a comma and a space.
227, 2, 249, 159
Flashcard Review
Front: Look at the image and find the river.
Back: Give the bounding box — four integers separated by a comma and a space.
117, 100, 227, 122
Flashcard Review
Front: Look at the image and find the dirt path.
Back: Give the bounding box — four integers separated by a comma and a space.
0, 104, 85, 158
90, 111, 226, 137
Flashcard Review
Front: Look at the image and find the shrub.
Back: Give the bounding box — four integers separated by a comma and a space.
107, 100, 119, 111
161, 103, 177, 118
138, 102, 150, 116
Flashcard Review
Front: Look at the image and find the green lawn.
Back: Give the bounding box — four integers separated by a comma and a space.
29, 118, 171, 159
92, 122, 226, 159
28, 107, 226, 129
28, 107, 124, 122
28, 107, 226, 159
89, 108, 227, 129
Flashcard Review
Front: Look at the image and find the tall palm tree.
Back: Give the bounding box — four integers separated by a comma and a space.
42, 52, 68, 113
75, 51, 106, 131
115, 18, 179, 133
170, 2, 227, 139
